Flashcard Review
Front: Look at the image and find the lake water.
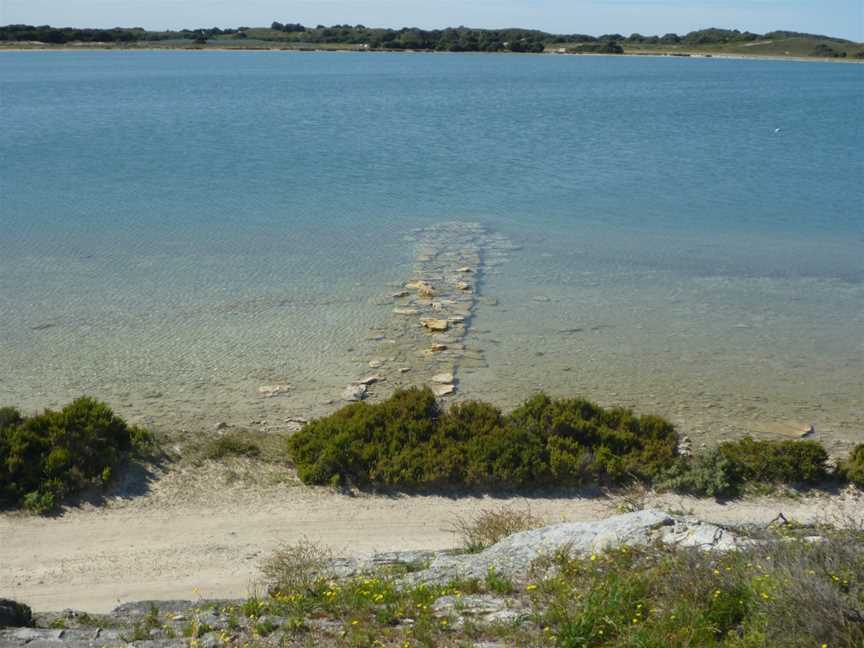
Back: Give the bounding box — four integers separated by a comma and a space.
1, 51, 862, 450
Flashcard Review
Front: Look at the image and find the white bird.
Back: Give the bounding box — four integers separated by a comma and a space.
774, 127, 782, 134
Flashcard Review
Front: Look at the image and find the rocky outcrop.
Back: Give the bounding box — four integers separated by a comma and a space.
403, 509, 746, 586
1, 511, 752, 647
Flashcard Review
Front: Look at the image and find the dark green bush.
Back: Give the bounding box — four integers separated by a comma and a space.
840, 444, 864, 488
0, 397, 152, 513
718, 436, 829, 485
656, 448, 741, 497
287, 388, 679, 490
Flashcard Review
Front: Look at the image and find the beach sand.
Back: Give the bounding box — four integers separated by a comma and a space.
2, 459, 861, 613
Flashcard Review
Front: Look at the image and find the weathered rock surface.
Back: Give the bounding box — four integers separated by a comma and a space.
420, 318, 449, 332
257, 384, 291, 397
431, 384, 456, 397
403, 509, 746, 586
354, 375, 383, 386
341, 384, 368, 401
431, 594, 527, 627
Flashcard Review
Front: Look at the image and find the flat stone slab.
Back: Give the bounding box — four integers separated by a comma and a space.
403, 510, 747, 586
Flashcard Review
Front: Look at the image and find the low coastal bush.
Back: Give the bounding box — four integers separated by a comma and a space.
657, 437, 830, 498
0, 397, 152, 513
656, 448, 740, 497
717, 436, 829, 485
841, 444, 864, 488
288, 388, 851, 497
287, 388, 680, 490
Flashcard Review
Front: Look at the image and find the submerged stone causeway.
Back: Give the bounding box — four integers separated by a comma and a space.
343, 222, 518, 403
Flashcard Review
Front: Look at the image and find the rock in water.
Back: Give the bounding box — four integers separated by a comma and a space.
420, 318, 449, 332
431, 372, 454, 384
354, 375, 383, 385
257, 384, 291, 397
342, 384, 368, 401
432, 384, 455, 397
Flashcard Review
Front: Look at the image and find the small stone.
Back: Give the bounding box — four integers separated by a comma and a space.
342, 384, 368, 401
457, 267, 473, 273
214, 422, 229, 431
418, 285, 435, 299
258, 384, 291, 397
430, 343, 448, 352
448, 315, 466, 323
407, 280, 435, 298
431, 372, 454, 384
394, 307, 419, 315
368, 359, 384, 368
398, 367, 411, 373
455, 281, 471, 291
432, 384, 456, 397
421, 318, 450, 332
391, 290, 410, 299
355, 375, 383, 385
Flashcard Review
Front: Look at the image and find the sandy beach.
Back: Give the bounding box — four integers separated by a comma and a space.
2, 458, 862, 614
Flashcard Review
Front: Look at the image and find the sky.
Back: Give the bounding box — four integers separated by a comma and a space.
1, 0, 862, 42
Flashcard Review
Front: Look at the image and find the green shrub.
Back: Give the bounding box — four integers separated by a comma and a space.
656, 449, 741, 497
0, 397, 153, 513
718, 436, 829, 485
287, 388, 679, 490
840, 444, 864, 488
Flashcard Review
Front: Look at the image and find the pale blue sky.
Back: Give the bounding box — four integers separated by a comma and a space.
2, 0, 862, 41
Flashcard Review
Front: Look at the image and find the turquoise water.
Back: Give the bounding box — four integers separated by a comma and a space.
1, 51, 862, 448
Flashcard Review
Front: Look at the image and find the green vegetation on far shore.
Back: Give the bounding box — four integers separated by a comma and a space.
1, 23, 861, 60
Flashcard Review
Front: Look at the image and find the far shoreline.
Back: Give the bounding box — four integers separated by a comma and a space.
1, 43, 862, 64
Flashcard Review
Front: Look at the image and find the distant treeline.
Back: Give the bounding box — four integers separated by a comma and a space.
0, 23, 857, 55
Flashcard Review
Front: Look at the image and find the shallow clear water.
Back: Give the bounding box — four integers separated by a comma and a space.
1, 51, 862, 447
